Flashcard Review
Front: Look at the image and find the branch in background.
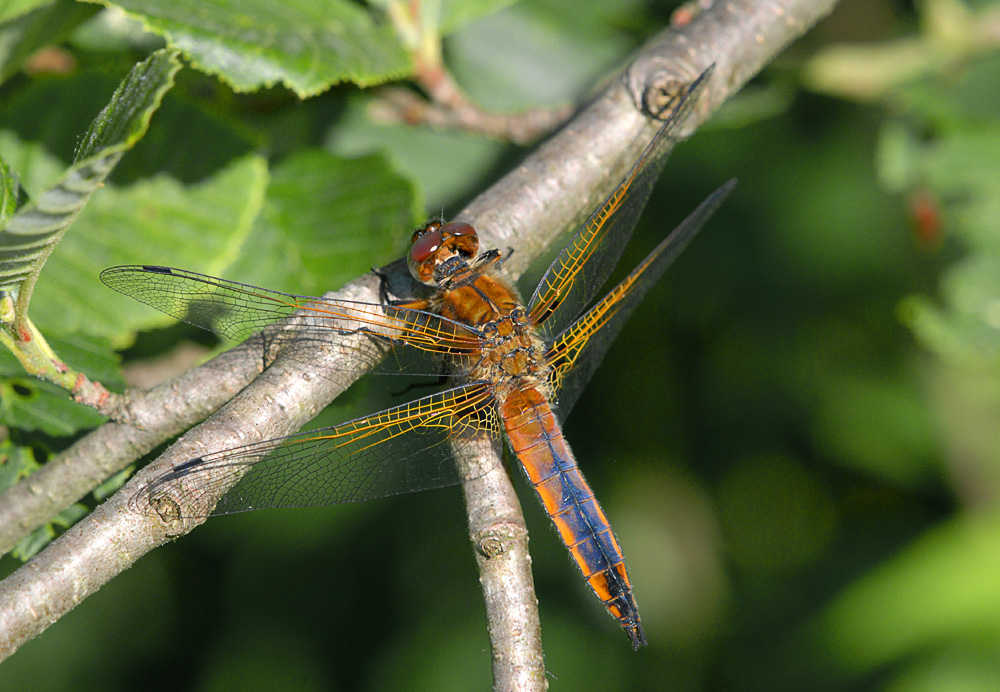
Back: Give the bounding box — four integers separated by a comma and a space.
0, 0, 841, 672
376, 0, 574, 144
368, 86, 574, 145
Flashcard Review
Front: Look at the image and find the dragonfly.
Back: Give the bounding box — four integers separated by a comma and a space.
101, 67, 734, 649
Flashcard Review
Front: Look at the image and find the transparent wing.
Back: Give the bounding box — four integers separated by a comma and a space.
546, 180, 736, 416
527, 66, 714, 340
101, 265, 482, 377
129, 382, 501, 518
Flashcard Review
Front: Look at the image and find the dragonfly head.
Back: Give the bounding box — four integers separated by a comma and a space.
408, 221, 479, 286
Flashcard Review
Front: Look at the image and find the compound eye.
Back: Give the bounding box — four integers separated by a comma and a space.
410, 220, 442, 247
408, 227, 444, 283
409, 228, 442, 264
440, 222, 479, 257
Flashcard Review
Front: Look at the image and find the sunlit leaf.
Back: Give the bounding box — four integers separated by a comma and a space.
226, 149, 419, 295
31, 154, 269, 343
93, 0, 410, 96
0, 48, 181, 307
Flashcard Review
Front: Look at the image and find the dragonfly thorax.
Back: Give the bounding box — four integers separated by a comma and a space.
445, 279, 551, 401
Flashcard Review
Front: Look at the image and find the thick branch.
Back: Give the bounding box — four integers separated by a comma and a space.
0, 342, 264, 555
0, 0, 839, 668
463, 456, 545, 690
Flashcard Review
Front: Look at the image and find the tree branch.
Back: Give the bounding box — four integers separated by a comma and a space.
0, 341, 264, 555
0, 0, 840, 672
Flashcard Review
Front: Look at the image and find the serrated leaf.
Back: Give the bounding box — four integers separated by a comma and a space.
31, 153, 269, 343
227, 150, 419, 295
94, 0, 411, 96
73, 49, 178, 161
0, 0, 100, 84
0, 69, 260, 187
0, 48, 182, 307
69, 4, 164, 53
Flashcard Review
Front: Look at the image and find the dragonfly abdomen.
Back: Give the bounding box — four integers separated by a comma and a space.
500, 386, 646, 649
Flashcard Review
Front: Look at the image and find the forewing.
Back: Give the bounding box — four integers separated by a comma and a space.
527, 66, 714, 340
129, 382, 501, 517
101, 265, 481, 377
546, 180, 735, 416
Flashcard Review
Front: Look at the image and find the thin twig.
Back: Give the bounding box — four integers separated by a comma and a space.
368, 86, 574, 145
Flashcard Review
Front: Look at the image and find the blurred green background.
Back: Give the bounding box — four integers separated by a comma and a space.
2, 0, 1000, 690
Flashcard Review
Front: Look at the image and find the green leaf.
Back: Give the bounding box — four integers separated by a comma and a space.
0, 0, 57, 24
919, 127, 1000, 253
447, 1, 635, 111
0, 372, 106, 434
883, 59, 1000, 368
437, 0, 521, 34
0, 130, 71, 197
0, 0, 100, 84
68, 4, 165, 53
327, 95, 502, 215
94, 0, 411, 96
31, 153, 269, 343
811, 369, 942, 487
227, 150, 419, 295
0, 437, 36, 491
0, 153, 20, 223
0, 67, 260, 187
902, 255, 1000, 366
0, 48, 182, 306
0, 330, 120, 434
10, 501, 88, 560
45, 333, 125, 391
814, 510, 1000, 673
73, 49, 178, 161
92, 464, 134, 501
31, 146, 415, 346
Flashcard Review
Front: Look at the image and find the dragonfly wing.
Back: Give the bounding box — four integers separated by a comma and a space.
527, 66, 714, 340
546, 180, 735, 416
100, 265, 482, 377
130, 382, 501, 518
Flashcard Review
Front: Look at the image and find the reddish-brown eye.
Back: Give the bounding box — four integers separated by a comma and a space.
409, 228, 443, 264
408, 227, 444, 283
440, 222, 479, 256
410, 220, 442, 247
